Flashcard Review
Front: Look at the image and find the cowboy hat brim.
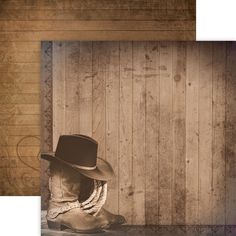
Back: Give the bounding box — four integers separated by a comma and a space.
41, 153, 115, 181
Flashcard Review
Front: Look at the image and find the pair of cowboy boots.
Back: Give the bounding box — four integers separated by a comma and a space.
46, 161, 126, 233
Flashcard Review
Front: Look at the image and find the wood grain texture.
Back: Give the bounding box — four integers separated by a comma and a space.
64, 42, 80, 134
41, 210, 236, 236
0, 30, 195, 41
0, 0, 195, 10
42, 42, 236, 226
78, 41, 93, 137
105, 42, 120, 214
145, 41, 159, 225
92, 42, 106, 161
0, 9, 195, 21
185, 42, 199, 225
118, 41, 133, 223
225, 42, 236, 225
172, 42, 186, 225
0, 0, 196, 42
132, 42, 146, 225
0, 0, 195, 196
198, 43, 213, 225
0, 20, 195, 31
158, 42, 173, 225
0, 0, 235, 229
212, 43, 226, 225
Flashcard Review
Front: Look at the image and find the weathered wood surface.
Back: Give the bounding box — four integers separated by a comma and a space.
185, 42, 199, 225
0, 0, 195, 10
41, 211, 236, 236
0, 0, 196, 199
0, 20, 195, 31
0, 0, 195, 197
119, 41, 133, 224
0, 31, 195, 41
41, 42, 236, 226
0, 0, 196, 41
0, 9, 195, 21
225, 43, 236, 225
198, 42, 213, 225
159, 42, 173, 225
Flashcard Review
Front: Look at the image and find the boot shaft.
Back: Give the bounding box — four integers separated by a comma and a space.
49, 161, 81, 203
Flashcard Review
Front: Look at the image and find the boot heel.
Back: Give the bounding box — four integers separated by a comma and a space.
47, 220, 67, 231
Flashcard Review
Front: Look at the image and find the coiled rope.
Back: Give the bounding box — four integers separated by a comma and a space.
80, 180, 107, 216
47, 179, 107, 219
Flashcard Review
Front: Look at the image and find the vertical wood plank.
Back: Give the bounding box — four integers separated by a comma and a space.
132, 41, 146, 225
198, 42, 213, 225
185, 42, 199, 225
52, 41, 66, 150
225, 42, 236, 225
46, 41, 236, 226
64, 42, 80, 134
172, 42, 186, 225
79, 41, 93, 136
145, 41, 159, 225
92, 42, 107, 160
167, 0, 187, 10
158, 42, 173, 225
212, 43, 226, 225
119, 41, 133, 224
1, 0, 196, 199
105, 42, 119, 213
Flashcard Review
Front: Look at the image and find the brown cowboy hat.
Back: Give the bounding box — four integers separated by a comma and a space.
41, 134, 115, 181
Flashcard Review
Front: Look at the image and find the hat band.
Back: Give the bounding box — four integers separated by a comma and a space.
71, 163, 96, 170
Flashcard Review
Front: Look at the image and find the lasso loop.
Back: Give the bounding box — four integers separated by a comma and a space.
16, 135, 41, 172
81, 180, 107, 216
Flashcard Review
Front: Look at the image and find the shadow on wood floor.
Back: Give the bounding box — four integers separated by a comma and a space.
41, 211, 236, 236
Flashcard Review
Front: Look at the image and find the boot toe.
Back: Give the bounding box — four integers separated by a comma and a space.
115, 215, 126, 225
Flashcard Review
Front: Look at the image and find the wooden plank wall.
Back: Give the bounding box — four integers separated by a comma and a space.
0, 0, 196, 196
47, 41, 236, 226
0, 0, 196, 40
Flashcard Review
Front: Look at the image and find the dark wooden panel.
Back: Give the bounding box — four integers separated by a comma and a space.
0, 30, 196, 41
0, 20, 195, 31
0, 9, 196, 21
0, 0, 194, 10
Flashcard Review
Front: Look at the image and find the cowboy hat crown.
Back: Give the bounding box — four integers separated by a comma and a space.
55, 135, 98, 170
41, 134, 114, 181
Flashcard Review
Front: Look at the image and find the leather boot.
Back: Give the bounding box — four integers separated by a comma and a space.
47, 161, 109, 233
79, 175, 126, 227
96, 208, 126, 226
